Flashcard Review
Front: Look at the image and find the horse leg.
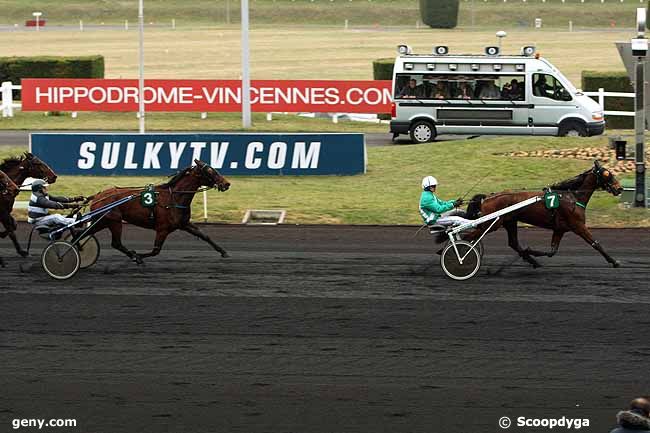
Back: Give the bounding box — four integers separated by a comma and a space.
573, 224, 620, 268
524, 230, 565, 258
106, 220, 143, 264
181, 223, 229, 258
137, 230, 169, 259
504, 220, 542, 268
0, 214, 27, 257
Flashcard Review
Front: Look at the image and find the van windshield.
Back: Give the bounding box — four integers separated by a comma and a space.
394, 74, 526, 101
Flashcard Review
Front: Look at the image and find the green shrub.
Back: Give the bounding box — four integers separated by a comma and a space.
581, 70, 633, 129
419, 0, 459, 29
0, 55, 104, 99
373, 58, 395, 120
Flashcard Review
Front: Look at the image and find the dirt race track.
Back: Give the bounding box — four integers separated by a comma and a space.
1, 224, 649, 433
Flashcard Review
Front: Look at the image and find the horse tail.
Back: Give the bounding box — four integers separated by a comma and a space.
466, 194, 486, 220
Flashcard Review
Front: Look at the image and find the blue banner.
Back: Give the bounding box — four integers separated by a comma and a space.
30, 133, 366, 176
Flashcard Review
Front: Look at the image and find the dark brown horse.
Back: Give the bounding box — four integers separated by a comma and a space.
0, 170, 20, 267
85, 160, 230, 264
463, 161, 624, 268
0, 152, 58, 257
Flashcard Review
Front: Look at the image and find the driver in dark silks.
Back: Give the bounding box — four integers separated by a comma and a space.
27, 179, 85, 229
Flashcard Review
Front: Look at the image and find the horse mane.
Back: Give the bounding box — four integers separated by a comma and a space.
549, 169, 590, 191
162, 167, 191, 187
0, 155, 23, 171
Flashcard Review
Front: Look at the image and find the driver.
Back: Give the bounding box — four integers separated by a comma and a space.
27, 179, 85, 228
419, 176, 469, 227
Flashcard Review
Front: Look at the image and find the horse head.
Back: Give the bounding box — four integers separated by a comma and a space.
20, 153, 58, 184
593, 160, 623, 196
193, 160, 230, 192
465, 194, 486, 220
0, 170, 18, 198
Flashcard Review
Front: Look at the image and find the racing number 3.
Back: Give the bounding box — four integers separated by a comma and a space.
141, 188, 157, 208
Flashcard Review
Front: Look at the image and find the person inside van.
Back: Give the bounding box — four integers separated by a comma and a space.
455, 82, 474, 99
432, 81, 450, 99
478, 80, 501, 99
502, 79, 524, 100
533, 75, 553, 97
399, 79, 422, 98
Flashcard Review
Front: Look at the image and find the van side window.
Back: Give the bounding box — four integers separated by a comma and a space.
532, 74, 572, 101
393, 73, 526, 101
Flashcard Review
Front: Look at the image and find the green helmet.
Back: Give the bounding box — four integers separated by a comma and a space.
31, 179, 48, 192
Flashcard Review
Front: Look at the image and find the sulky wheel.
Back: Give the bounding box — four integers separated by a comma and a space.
64, 233, 100, 269
441, 240, 482, 281
41, 241, 81, 280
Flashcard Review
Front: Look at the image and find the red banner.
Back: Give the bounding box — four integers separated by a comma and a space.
21, 79, 393, 113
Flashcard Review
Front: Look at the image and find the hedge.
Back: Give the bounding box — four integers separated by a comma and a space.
419, 0, 459, 29
581, 70, 632, 129
0, 55, 104, 99
373, 58, 395, 120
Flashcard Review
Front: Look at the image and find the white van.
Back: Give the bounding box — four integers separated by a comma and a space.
389, 44, 605, 143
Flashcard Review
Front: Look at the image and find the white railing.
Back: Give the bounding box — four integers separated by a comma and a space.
2, 82, 637, 119
584, 87, 634, 117
1, 81, 21, 117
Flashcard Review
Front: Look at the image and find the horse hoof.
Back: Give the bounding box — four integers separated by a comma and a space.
612, 261, 621, 268
18, 250, 29, 258
221, 252, 230, 258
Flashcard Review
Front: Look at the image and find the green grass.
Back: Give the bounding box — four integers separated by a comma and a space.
3, 135, 648, 227
0, 112, 387, 133
0, 0, 641, 28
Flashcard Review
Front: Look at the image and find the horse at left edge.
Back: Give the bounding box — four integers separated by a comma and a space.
0, 170, 20, 267
0, 153, 58, 257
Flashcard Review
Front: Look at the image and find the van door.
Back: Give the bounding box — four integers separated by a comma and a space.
530, 73, 575, 135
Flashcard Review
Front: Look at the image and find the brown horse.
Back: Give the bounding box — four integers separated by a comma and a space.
0, 170, 20, 267
85, 160, 230, 264
463, 161, 624, 268
0, 152, 58, 257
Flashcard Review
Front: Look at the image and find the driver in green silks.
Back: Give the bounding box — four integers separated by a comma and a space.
419, 176, 468, 227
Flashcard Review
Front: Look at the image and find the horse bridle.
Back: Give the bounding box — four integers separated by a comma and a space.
194, 162, 228, 191
592, 165, 618, 193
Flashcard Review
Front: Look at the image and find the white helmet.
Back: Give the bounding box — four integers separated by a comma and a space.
422, 176, 438, 190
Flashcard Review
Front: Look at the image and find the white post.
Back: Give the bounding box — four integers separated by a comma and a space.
202, 190, 208, 222
138, 0, 145, 133
266, 112, 272, 121
332, 114, 338, 124
201, 112, 207, 119
569, 20, 573, 31
71, 112, 78, 118
241, 0, 252, 128
125, 19, 129, 30
345, 19, 348, 30
598, 87, 605, 110
2, 82, 13, 118
172, 18, 176, 29
79, 20, 83, 31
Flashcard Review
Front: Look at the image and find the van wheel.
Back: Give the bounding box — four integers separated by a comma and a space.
558, 120, 587, 137
410, 121, 436, 143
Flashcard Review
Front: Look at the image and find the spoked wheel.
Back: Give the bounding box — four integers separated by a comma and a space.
441, 240, 481, 280
63, 233, 100, 269
41, 241, 81, 280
